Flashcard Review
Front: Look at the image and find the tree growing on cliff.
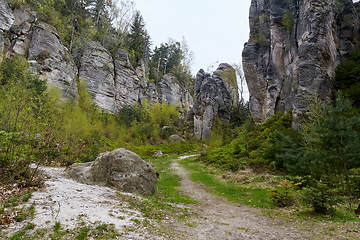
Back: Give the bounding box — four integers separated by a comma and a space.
126, 11, 151, 67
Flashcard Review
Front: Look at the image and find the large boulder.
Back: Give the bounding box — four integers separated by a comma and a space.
242, 0, 360, 124
193, 64, 237, 140
66, 148, 157, 195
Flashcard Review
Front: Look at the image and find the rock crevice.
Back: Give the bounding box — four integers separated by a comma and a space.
243, 0, 359, 123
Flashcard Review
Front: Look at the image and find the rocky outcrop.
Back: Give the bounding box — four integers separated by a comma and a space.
29, 22, 78, 97
76, 41, 116, 111
157, 74, 193, 111
193, 64, 238, 140
242, 0, 360, 123
66, 148, 157, 195
0, 3, 78, 98
114, 48, 144, 109
0, 0, 14, 32
0, 0, 193, 114
75, 42, 193, 112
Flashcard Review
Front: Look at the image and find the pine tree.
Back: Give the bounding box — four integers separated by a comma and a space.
126, 11, 151, 67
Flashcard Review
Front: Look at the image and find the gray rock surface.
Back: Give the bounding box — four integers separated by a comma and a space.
157, 74, 194, 111
28, 22, 78, 98
77, 41, 116, 111
193, 64, 237, 140
0, 0, 14, 31
0, 1, 194, 115
242, 0, 360, 123
114, 48, 143, 110
169, 134, 185, 143
67, 148, 157, 195
0, 4, 77, 98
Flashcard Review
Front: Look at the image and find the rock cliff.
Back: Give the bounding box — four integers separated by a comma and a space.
0, 0, 193, 113
242, 0, 360, 123
193, 64, 239, 140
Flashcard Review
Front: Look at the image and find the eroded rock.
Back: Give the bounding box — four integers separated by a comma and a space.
77, 41, 116, 111
67, 148, 157, 195
0, 0, 14, 32
242, 0, 360, 124
29, 22, 78, 98
193, 64, 237, 140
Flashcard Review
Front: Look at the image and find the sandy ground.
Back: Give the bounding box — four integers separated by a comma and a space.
2, 166, 163, 239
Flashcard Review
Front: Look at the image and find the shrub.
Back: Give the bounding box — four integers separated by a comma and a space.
282, 11, 293, 33
334, 49, 360, 107
303, 180, 343, 214
270, 180, 294, 207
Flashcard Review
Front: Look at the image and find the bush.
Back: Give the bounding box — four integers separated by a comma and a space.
270, 180, 294, 207
303, 180, 343, 214
282, 11, 293, 33
334, 49, 360, 107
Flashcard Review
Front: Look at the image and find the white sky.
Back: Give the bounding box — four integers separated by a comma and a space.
133, 0, 251, 101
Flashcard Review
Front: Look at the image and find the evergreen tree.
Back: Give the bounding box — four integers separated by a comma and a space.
126, 11, 151, 67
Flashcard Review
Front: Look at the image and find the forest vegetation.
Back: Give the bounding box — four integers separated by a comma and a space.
1, 0, 360, 228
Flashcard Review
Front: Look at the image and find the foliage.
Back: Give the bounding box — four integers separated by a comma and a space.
202, 112, 293, 171
303, 180, 343, 214
334, 49, 360, 107
126, 11, 151, 67
270, 180, 294, 207
282, 11, 293, 33
0, 57, 189, 184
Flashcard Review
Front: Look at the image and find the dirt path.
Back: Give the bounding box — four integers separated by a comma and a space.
171, 156, 310, 240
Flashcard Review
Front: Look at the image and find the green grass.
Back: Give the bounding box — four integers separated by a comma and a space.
150, 155, 198, 205
179, 157, 273, 208
117, 155, 197, 223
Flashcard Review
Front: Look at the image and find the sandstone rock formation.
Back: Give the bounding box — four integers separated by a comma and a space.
66, 148, 157, 195
29, 22, 78, 97
242, 0, 360, 123
0, 0, 194, 113
193, 64, 239, 140
76, 41, 116, 111
0, 3, 78, 98
157, 74, 194, 111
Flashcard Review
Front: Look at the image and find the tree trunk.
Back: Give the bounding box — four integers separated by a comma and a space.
355, 203, 360, 215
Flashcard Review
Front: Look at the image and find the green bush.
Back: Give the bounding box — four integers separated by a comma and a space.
282, 11, 293, 33
0, 56, 188, 184
303, 180, 343, 214
270, 180, 294, 207
334, 50, 360, 107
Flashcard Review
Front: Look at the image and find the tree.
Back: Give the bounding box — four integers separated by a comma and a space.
126, 11, 151, 67
233, 63, 247, 104
112, 0, 136, 41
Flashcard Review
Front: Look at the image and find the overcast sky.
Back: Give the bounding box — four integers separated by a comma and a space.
133, 0, 252, 100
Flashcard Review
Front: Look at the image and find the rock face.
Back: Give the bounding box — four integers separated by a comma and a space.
193, 64, 238, 140
0, 0, 14, 32
66, 148, 157, 195
29, 22, 78, 97
157, 74, 193, 111
77, 41, 116, 111
0, 0, 193, 114
0, 3, 78, 98
242, 0, 360, 123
